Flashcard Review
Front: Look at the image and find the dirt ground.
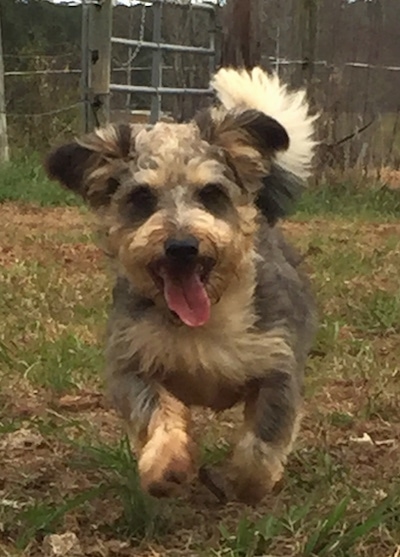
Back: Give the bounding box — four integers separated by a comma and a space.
0, 203, 399, 557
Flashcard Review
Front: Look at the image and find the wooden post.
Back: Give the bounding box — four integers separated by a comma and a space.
81, 0, 91, 134
150, 0, 163, 125
0, 9, 9, 163
88, 0, 113, 130
299, 0, 318, 96
221, 0, 261, 69
249, 0, 262, 67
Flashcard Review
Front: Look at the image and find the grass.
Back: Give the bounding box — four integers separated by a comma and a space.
1, 163, 400, 556
296, 179, 400, 220
0, 154, 82, 206
215, 492, 400, 557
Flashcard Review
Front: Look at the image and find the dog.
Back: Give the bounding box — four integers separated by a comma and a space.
44, 67, 318, 504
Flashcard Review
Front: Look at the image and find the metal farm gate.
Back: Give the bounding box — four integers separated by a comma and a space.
81, 0, 218, 133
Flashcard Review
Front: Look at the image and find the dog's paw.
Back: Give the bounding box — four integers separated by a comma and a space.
138, 427, 196, 497
230, 433, 286, 505
232, 472, 284, 505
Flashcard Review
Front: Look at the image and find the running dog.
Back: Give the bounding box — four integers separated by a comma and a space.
45, 66, 318, 504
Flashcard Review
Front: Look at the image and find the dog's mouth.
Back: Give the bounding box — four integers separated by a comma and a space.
149, 257, 215, 328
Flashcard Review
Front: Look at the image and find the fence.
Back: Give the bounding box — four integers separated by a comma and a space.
82, 0, 218, 131
1, 0, 400, 181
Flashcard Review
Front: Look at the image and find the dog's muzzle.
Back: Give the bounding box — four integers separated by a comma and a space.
148, 235, 215, 328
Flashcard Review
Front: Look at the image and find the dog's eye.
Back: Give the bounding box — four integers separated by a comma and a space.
127, 185, 158, 220
197, 183, 231, 216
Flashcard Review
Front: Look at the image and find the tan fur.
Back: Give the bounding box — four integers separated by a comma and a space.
136, 388, 197, 496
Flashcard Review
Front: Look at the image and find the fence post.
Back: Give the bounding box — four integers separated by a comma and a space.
0, 9, 9, 163
221, 0, 261, 69
81, 0, 91, 133
87, 0, 112, 130
126, 7, 134, 110
208, 5, 216, 77
150, 0, 163, 125
299, 0, 317, 99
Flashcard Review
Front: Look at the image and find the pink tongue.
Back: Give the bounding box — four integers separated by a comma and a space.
161, 269, 211, 327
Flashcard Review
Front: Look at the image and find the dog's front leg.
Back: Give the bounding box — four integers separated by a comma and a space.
109, 373, 197, 497
232, 367, 302, 504
137, 387, 198, 497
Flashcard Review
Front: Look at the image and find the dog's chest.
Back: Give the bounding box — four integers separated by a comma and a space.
128, 303, 284, 395
133, 318, 261, 408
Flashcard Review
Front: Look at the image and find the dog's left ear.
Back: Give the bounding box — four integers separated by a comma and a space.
195, 108, 289, 190
195, 108, 306, 224
230, 109, 290, 154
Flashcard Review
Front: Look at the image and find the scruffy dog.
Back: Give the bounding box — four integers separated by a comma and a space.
45, 67, 318, 504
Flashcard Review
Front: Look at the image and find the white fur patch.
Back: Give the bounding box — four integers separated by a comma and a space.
210, 67, 318, 180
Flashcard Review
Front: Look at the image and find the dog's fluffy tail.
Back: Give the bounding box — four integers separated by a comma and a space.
210, 67, 318, 180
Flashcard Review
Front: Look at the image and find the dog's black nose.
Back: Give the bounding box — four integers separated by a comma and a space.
164, 236, 199, 261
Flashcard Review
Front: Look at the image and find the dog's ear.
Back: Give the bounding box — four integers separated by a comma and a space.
195, 108, 305, 224
195, 108, 289, 188
45, 142, 95, 196
230, 109, 290, 154
44, 123, 134, 208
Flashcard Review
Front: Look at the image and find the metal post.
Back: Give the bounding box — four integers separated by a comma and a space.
208, 6, 216, 77
109, 2, 217, 117
81, 0, 90, 133
88, 0, 112, 130
126, 6, 134, 110
0, 9, 9, 163
150, 0, 163, 125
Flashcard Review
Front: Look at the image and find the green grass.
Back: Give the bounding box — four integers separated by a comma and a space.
296, 180, 400, 220
68, 436, 169, 541
214, 491, 400, 557
346, 289, 400, 334
0, 154, 81, 206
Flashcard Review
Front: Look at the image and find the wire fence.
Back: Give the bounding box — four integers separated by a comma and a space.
0, 102, 84, 118
2, 0, 400, 182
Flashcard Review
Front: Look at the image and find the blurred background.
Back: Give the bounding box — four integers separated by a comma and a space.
1, 0, 399, 186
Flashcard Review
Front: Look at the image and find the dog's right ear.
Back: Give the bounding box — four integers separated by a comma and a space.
44, 123, 134, 207
45, 142, 96, 198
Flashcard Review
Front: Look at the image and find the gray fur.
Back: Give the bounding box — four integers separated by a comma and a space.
105, 278, 158, 427
254, 220, 317, 372
249, 219, 316, 448
254, 369, 299, 445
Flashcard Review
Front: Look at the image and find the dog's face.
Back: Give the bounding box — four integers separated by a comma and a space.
45, 108, 290, 327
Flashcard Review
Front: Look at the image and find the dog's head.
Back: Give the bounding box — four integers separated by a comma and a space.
45, 68, 316, 328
